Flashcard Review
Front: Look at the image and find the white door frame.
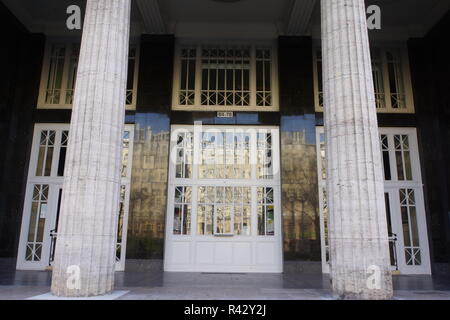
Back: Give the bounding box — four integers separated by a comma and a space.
316, 126, 431, 275
16, 123, 134, 271
164, 124, 283, 273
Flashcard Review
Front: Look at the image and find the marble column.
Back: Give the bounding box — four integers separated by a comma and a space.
320, 0, 393, 299
51, 0, 131, 297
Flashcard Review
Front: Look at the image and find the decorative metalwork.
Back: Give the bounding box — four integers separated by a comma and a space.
256, 48, 273, 106
36, 130, 56, 177
173, 186, 192, 235
179, 48, 197, 105
201, 47, 251, 106
394, 134, 413, 181
25, 184, 49, 261
400, 188, 421, 266
257, 132, 273, 179
257, 187, 275, 236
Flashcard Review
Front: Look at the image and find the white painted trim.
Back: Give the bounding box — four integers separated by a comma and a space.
171, 42, 280, 112
164, 125, 283, 273
37, 39, 139, 111
315, 126, 431, 275
313, 44, 416, 114
16, 123, 135, 271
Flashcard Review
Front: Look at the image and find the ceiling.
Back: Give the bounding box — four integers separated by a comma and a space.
1, 0, 449, 39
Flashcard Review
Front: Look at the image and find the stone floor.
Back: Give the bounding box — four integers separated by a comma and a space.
1, 261, 449, 300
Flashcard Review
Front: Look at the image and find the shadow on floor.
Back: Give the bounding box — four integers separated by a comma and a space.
1, 258, 449, 292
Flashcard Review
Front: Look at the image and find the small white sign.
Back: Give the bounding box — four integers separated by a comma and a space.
217, 112, 234, 118
40, 204, 47, 218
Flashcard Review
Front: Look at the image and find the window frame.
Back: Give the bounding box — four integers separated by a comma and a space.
315, 126, 431, 275
16, 123, 135, 271
171, 41, 280, 112
37, 38, 140, 111
313, 42, 415, 114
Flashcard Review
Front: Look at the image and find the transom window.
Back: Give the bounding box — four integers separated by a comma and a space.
38, 41, 139, 110
173, 44, 279, 111
314, 46, 415, 113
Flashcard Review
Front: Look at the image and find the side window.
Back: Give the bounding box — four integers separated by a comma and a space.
38, 42, 139, 109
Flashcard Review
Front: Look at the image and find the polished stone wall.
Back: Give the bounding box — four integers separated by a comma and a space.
0, 3, 45, 258
125, 36, 174, 260
407, 11, 450, 270
278, 37, 321, 261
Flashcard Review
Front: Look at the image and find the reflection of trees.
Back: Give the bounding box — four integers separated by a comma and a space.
126, 125, 170, 259
281, 131, 321, 260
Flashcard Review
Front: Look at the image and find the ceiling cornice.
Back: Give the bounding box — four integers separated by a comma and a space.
285, 0, 317, 35
136, 0, 166, 34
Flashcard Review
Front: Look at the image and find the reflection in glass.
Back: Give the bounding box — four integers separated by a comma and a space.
179, 48, 196, 105
57, 131, 69, 176
197, 186, 251, 236
173, 186, 192, 235
257, 133, 273, 179
394, 135, 413, 181
399, 188, 421, 266
257, 187, 275, 236
26, 184, 49, 261
36, 131, 55, 177
116, 185, 126, 262
371, 48, 386, 109
256, 48, 272, 106
200, 131, 251, 179
45, 45, 65, 104
176, 132, 193, 179
65, 44, 79, 104
201, 47, 251, 106
386, 50, 406, 109
381, 135, 391, 180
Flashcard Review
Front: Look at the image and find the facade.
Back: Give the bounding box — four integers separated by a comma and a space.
0, 0, 449, 299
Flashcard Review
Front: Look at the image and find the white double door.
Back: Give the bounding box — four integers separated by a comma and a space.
317, 127, 431, 274
16, 124, 134, 271
164, 125, 283, 273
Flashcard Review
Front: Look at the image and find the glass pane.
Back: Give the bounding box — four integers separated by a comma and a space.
173, 186, 192, 235
400, 189, 421, 266
175, 132, 193, 179
26, 184, 49, 261
65, 44, 79, 104
57, 131, 69, 176
316, 50, 323, 107
386, 50, 406, 109
179, 48, 196, 106
257, 132, 273, 179
256, 48, 272, 107
200, 46, 250, 106
257, 187, 275, 236
371, 48, 386, 109
380, 135, 391, 180
45, 45, 66, 104
36, 131, 55, 177
394, 135, 413, 181
199, 130, 251, 180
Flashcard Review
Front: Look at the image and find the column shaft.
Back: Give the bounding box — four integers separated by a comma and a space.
51, 0, 131, 297
321, 0, 393, 299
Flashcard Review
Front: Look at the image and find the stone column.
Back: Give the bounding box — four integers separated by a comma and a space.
51, 0, 131, 297
320, 0, 393, 299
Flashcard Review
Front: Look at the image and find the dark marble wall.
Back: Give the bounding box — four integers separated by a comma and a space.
0, 3, 45, 258
407, 11, 450, 268
278, 37, 321, 261
125, 35, 174, 259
